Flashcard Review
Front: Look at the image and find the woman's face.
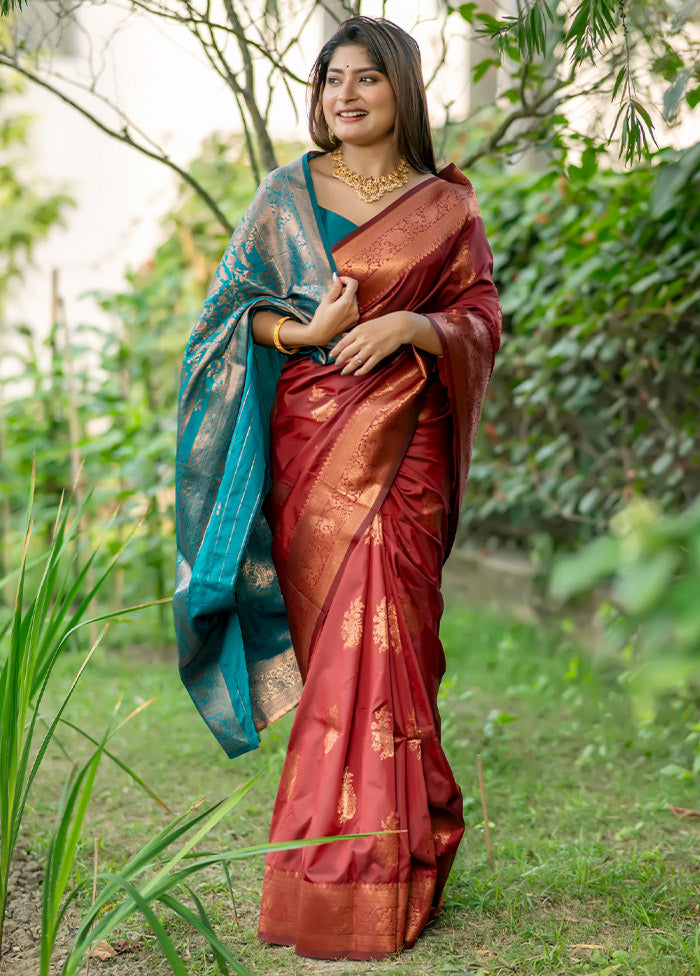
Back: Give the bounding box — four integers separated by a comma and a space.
322, 44, 397, 149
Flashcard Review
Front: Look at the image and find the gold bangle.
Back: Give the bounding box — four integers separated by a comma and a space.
273, 315, 295, 355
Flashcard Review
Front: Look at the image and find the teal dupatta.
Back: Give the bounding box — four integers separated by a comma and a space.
174, 156, 335, 758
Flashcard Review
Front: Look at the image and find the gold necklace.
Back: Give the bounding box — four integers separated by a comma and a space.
331, 147, 409, 204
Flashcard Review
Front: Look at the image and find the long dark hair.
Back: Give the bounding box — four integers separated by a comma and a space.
308, 16, 437, 175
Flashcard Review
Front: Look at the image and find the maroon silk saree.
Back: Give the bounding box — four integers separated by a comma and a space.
257, 165, 501, 959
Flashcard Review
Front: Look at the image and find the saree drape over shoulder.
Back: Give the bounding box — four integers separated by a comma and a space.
175, 154, 501, 960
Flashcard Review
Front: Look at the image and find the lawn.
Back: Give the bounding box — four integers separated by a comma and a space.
16, 602, 700, 975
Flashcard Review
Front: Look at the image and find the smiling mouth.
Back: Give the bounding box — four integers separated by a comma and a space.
337, 110, 368, 119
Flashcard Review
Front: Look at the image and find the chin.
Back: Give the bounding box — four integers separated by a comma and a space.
339, 131, 394, 148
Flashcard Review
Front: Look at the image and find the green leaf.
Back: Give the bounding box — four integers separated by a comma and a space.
472, 58, 498, 84
475, 12, 505, 36
631, 99, 655, 132
663, 70, 691, 120
612, 66, 627, 101
659, 763, 692, 781
614, 550, 681, 614
457, 2, 478, 24
650, 452, 674, 476
650, 142, 700, 216
550, 536, 621, 601
568, 146, 599, 182
162, 890, 250, 976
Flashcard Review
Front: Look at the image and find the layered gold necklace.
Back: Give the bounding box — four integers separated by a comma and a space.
331, 147, 409, 204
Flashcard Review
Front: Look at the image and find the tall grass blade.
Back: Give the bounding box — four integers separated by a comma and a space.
15, 633, 106, 868
179, 830, 383, 865
182, 884, 233, 973
39, 694, 166, 974
92, 878, 190, 976
0, 486, 36, 954
40, 751, 103, 976
0, 477, 169, 957
161, 889, 250, 976
64, 818, 377, 974
58, 715, 172, 812
60, 784, 258, 975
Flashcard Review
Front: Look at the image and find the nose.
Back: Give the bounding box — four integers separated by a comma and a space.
337, 77, 358, 102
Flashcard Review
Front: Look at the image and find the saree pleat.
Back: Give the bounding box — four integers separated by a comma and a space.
258, 357, 465, 959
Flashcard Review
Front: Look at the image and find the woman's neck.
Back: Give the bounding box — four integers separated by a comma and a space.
337, 141, 402, 178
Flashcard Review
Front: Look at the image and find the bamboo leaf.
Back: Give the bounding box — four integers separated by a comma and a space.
472, 58, 498, 84
631, 98, 655, 131
612, 66, 627, 101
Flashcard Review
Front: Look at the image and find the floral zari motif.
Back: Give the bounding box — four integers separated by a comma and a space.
370, 706, 395, 760
372, 596, 401, 654
341, 597, 365, 651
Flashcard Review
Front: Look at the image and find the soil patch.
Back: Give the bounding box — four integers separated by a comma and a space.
0, 849, 150, 976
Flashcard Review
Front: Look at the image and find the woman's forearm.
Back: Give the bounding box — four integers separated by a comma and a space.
333, 310, 442, 375
253, 307, 442, 363
252, 276, 360, 351
403, 312, 442, 356
252, 310, 310, 351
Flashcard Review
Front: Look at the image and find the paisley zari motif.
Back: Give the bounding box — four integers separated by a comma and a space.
176, 152, 500, 960
337, 767, 358, 823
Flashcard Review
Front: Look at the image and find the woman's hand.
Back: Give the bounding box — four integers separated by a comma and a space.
333, 311, 442, 375
306, 274, 360, 346
251, 276, 358, 352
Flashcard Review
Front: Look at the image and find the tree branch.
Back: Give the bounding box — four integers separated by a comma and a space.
190, 0, 264, 178
459, 72, 573, 169
104, 0, 308, 86
0, 54, 235, 235
221, 0, 277, 171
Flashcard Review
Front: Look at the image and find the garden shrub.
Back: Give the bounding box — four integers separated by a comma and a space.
465, 144, 700, 551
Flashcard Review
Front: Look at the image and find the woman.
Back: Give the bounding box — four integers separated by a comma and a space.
175, 16, 501, 961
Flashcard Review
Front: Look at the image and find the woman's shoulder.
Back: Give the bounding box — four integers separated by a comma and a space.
232, 157, 310, 240
256, 155, 308, 194
434, 162, 481, 220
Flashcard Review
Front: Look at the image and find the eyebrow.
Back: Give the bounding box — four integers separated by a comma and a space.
327, 66, 381, 74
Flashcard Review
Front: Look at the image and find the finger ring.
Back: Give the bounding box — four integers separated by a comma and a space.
354, 354, 362, 364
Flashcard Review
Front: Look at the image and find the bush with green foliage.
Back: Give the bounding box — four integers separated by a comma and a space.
0, 72, 73, 579
464, 143, 700, 550
550, 494, 700, 777
552, 497, 700, 683
0, 74, 71, 307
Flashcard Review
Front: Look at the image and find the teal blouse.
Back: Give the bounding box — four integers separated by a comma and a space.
302, 151, 359, 253
318, 206, 358, 247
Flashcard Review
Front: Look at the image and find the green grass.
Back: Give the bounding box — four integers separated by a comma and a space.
27, 604, 700, 975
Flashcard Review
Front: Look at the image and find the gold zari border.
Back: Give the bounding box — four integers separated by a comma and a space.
258, 865, 436, 959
